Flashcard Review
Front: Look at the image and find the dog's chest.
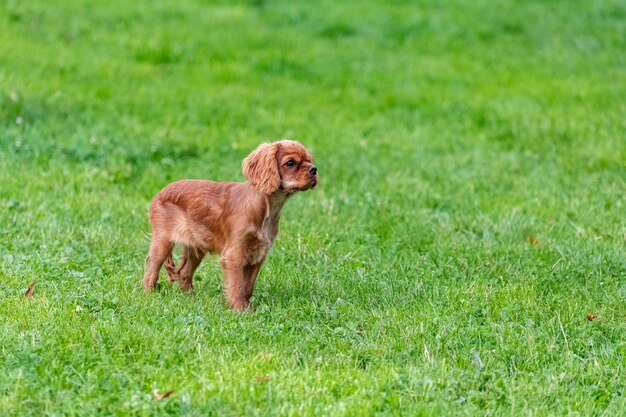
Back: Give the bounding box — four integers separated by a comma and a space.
246, 211, 279, 265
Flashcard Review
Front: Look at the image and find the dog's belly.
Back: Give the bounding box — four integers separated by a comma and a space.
171, 218, 212, 248
166, 205, 218, 251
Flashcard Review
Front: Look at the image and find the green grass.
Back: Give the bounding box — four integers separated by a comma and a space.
1, 0, 625, 415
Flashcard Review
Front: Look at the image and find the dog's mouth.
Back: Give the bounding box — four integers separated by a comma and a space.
302, 176, 317, 191
281, 177, 318, 192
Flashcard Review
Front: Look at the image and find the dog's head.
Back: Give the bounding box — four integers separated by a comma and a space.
243, 140, 317, 194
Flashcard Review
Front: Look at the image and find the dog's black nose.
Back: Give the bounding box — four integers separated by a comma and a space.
309, 166, 317, 175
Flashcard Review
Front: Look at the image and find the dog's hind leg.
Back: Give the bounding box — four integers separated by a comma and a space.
178, 246, 205, 292
164, 249, 185, 283
143, 235, 174, 292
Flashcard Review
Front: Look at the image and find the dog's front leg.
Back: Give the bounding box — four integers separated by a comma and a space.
221, 254, 249, 311
243, 261, 264, 302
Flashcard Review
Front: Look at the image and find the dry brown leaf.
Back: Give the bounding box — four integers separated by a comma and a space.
525, 235, 540, 246
25, 280, 36, 298
152, 389, 174, 400
587, 314, 599, 321
255, 375, 270, 384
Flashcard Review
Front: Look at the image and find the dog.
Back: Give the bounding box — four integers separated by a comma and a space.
143, 140, 317, 311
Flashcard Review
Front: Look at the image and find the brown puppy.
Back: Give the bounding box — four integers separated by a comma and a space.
143, 140, 317, 311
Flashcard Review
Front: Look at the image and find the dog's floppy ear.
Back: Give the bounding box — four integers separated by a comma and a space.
242, 142, 280, 194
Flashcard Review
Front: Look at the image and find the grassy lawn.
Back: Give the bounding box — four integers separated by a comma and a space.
1, 0, 625, 415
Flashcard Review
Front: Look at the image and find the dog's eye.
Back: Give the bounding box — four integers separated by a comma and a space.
286, 160, 296, 167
